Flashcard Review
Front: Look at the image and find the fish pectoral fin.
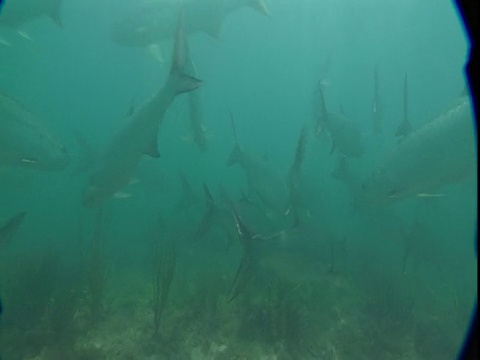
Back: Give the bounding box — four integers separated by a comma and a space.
181, 133, 193, 142
113, 192, 133, 199
17, 30, 33, 41
0, 37, 11, 46
248, 0, 271, 16
143, 134, 161, 158
148, 43, 164, 64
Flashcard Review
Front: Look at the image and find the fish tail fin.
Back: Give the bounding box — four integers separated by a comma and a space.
169, 12, 202, 95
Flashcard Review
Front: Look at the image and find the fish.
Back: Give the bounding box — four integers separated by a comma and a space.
286, 124, 308, 227
227, 206, 340, 301
313, 81, 364, 158
226, 111, 289, 217
194, 184, 239, 250
186, 61, 208, 152
0, 0, 62, 29
372, 64, 383, 135
83, 13, 201, 207
0, 92, 69, 171
110, 0, 269, 48
395, 72, 413, 139
360, 93, 476, 206
0, 212, 26, 249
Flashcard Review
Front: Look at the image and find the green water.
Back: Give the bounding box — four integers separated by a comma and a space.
0, 0, 477, 359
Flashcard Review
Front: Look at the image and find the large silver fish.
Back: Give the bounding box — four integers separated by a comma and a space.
0, 0, 62, 28
110, 0, 269, 48
360, 93, 476, 206
83, 14, 201, 207
0, 93, 69, 171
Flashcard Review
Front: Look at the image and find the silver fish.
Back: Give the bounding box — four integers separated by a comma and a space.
83, 14, 201, 207
0, 92, 69, 171
360, 94, 476, 206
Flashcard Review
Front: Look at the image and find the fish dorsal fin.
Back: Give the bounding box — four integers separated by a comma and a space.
143, 134, 160, 158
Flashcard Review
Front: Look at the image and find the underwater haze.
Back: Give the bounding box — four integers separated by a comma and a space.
0, 0, 477, 359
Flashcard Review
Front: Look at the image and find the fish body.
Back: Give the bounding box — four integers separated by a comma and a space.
0, 93, 69, 171
361, 95, 476, 206
83, 15, 201, 207
0, 0, 62, 28
110, 0, 268, 48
